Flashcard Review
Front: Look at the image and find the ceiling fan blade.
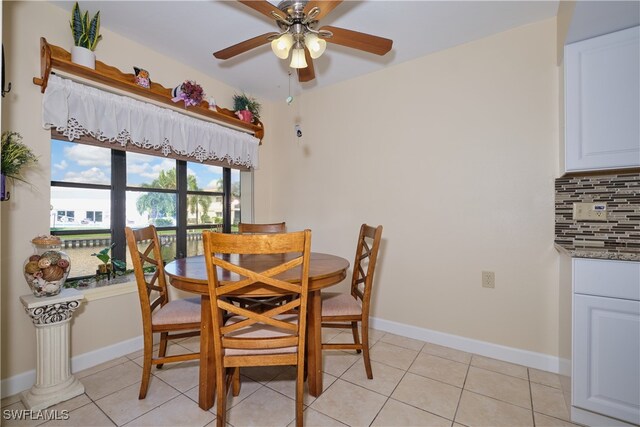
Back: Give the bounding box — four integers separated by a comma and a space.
297, 49, 315, 82
321, 26, 393, 55
237, 0, 282, 20
304, 1, 343, 20
213, 33, 277, 60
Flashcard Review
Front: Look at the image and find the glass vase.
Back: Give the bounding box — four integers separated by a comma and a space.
23, 236, 71, 297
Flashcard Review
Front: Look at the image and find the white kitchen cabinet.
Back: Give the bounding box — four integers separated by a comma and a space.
565, 26, 640, 172
572, 258, 640, 425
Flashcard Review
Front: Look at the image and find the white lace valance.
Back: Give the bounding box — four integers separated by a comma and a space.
42, 75, 259, 169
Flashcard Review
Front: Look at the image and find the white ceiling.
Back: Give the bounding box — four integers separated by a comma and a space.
51, 1, 562, 102
566, 1, 640, 44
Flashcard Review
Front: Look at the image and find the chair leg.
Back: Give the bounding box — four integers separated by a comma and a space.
232, 367, 241, 396
361, 325, 373, 379
295, 364, 304, 427
216, 367, 227, 427
139, 340, 153, 399
351, 321, 362, 354
157, 332, 168, 369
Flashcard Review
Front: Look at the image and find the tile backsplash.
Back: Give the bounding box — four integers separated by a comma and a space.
555, 172, 639, 248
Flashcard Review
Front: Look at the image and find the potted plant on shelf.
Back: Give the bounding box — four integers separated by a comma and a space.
69, 2, 102, 69
1, 131, 38, 201
92, 243, 126, 278
233, 92, 261, 124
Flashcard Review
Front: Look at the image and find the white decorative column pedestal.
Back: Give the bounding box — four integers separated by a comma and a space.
19, 288, 85, 410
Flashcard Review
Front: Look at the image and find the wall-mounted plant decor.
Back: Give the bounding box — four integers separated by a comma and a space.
1, 131, 39, 201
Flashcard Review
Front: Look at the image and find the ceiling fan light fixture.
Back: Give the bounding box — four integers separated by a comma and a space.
271, 33, 294, 59
304, 33, 326, 59
289, 47, 307, 69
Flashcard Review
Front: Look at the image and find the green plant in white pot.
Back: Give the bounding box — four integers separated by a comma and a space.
69, 2, 102, 69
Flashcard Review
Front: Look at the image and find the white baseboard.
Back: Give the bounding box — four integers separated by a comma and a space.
572, 405, 637, 427
3, 317, 567, 398
370, 317, 566, 374
559, 357, 571, 377
70, 335, 144, 373
1, 335, 144, 399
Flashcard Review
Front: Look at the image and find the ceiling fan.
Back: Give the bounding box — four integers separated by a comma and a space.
213, 0, 393, 83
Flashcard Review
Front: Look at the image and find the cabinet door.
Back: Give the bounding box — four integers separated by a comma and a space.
565, 26, 640, 172
573, 294, 640, 424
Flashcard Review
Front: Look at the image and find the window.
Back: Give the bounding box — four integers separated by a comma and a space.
50, 137, 242, 281
85, 211, 103, 223
57, 210, 75, 222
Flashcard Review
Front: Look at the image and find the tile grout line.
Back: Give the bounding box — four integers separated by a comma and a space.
528, 368, 536, 427
11, 330, 567, 427
366, 340, 429, 427
451, 359, 472, 425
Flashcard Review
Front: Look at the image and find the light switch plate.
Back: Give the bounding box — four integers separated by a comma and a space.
573, 202, 607, 221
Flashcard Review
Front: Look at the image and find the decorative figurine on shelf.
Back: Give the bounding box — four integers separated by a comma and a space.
133, 66, 150, 88
171, 80, 205, 108
208, 97, 217, 111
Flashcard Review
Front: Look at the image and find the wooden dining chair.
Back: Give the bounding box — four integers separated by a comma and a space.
321, 224, 383, 379
236, 221, 289, 310
202, 230, 311, 427
238, 222, 286, 233
125, 225, 201, 399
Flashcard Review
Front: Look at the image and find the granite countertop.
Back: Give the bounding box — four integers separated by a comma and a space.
555, 243, 640, 262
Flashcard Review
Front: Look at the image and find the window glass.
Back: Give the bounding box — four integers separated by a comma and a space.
51, 139, 111, 184
51, 187, 112, 278
62, 232, 113, 278
186, 194, 222, 226
188, 162, 223, 191
51, 136, 245, 284
126, 191, 177, 228
187, 226, 223, 257
51, 188, 110, 231
127, 152, 176, 189
231, 169, 241, 228
124, 231, 177, 268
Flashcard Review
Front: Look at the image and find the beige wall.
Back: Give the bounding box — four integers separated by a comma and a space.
0, 1, 275, 380
260, 18, 561, 356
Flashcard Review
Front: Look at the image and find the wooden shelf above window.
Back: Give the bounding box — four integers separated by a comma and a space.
33, 37, 264, 142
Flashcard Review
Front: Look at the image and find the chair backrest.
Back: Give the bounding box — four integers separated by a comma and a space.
202, 230, 311, 358
125, 225, 170, 330
238, 222, 287, 234
351, 224, 383, 315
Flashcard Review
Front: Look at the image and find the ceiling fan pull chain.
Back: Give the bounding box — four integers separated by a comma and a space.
286, 71, 293, 105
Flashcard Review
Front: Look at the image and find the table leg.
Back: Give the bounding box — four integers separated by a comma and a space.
307, 290, 323, 397
199, 294, 215, 410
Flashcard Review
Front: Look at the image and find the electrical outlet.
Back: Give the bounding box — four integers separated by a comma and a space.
573, 202, 607, 221
482, 271, 495, 288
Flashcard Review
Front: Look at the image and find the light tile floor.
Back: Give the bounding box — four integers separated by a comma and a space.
1, 329, 581, 427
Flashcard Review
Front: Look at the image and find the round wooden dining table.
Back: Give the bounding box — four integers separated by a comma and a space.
165, 252, 350, 410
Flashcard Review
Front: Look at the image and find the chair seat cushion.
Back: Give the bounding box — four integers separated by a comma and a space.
224, 314, 299, 356
321, 292, 362, 317
152, 297, 201, 326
